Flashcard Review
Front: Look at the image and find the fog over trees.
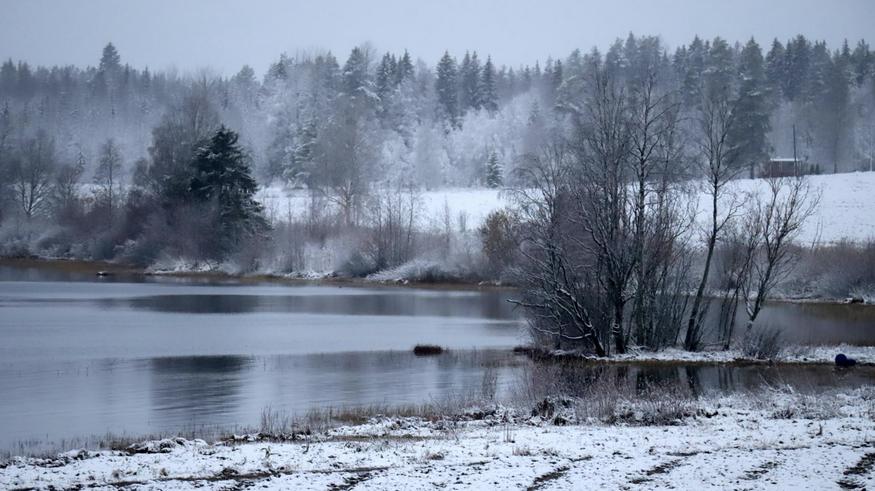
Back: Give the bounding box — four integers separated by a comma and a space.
1, 34, 874, 353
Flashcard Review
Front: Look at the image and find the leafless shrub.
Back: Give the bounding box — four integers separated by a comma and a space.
363, 186, 420, 271
741, 325, 782, 360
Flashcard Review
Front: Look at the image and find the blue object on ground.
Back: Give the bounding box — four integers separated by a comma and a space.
835, 354, 857, 367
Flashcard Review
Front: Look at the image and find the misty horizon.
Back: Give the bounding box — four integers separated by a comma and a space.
2, 0, 873, 76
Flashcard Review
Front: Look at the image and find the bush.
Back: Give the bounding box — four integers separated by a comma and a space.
741, 326, 782, 360
479, 209, 520, 279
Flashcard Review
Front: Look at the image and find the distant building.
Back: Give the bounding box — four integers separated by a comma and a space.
756, 157, 821, 178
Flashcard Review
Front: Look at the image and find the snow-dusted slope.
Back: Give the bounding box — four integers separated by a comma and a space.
697, 171, 875, 245
258, 171, 875, 243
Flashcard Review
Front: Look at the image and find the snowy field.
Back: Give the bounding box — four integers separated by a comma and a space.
258, 172, 875, 244
3, 389, 874, 490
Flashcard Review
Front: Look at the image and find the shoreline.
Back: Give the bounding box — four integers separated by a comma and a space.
0, 256, 515, 292
3, 387, 874, 489
3, 256, 874, 304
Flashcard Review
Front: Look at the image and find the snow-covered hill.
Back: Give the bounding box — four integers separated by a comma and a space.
258, 171, 875, 244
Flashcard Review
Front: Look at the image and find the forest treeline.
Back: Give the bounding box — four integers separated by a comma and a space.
0, 34, 873, 191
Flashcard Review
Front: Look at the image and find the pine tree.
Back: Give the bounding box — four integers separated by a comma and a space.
396, 50, 414, 84
851, 40, 873, 87
680, 36, 707, 106
478, 56, 498, 114
0, 59, 15, 94
551, 59, 563, 97
267, 54, 289, 81
99, 43, 121, 73
704, 37, 735, 102
435, 51, 459, 128
376, 53, 395, 103
460, 51, 481, 112
805, 41, 831, 104
342, 47, 371, 97
729, 39, 771, 176
485, 151, 502, 188
765, 38, 786, 100
783, 35, 811, 101
189, 126, 268, 247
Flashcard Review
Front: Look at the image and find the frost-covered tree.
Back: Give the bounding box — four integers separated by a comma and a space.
342, 47, 372, 98
11, 130, 57, 219
396, 50, 414, 84
189, 126, 267, 251
485, 151, 502, 188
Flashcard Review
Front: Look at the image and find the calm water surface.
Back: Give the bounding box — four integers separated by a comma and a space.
1, 266, 873, 452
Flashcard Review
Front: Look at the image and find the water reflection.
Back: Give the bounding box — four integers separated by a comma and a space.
97, 291, 518, 319
149, 356, 252, 424
527, 359, 875, 398
1, 348, 873, 452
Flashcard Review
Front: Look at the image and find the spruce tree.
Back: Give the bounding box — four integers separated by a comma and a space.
460, 51, 481, 112
478, 56, 498, 114
765, 39, 786, 100
783, 35, 811, 101
342, 47, 371, 96
189, 126, 267, 248
851, 40, 873, 87
376, 53, 395, 103
551, 59, 564, 96
485, 151, 502, 188
729, 39, 771, 176
99, 43, 121, 73
435, 51, 459, 128
396, 50, 414, 84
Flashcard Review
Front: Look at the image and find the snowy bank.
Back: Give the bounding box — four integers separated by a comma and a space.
2, 389, 874, 490
530, 344, 875, 366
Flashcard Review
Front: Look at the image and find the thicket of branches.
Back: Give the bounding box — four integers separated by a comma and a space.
512, 41, 819, 356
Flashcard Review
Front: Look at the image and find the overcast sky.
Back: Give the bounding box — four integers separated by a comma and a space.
2, 0, 873, 76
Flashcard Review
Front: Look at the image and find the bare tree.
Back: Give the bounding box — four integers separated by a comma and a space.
94, 138, 124, 221
713, 204, 760, 349
568, 62, 636, 354
11, 130, 57, 220
311, 95, 378, 226
364, 185, 420, 270
626, 57, 691, 350
741, 176, 819, 332
684, 94, 745, 351
511, 144, 607, 357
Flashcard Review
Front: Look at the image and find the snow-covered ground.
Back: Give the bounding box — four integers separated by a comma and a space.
256, 186, 508, 232
259, 171, 875, 244
697, 172, 875, 245
565, 344, 875, 365
3, 389, 874, 490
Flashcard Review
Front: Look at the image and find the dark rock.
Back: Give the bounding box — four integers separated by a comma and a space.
836, 353, 857, 367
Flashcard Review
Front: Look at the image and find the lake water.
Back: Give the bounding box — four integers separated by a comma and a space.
1, 265, 874, 453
